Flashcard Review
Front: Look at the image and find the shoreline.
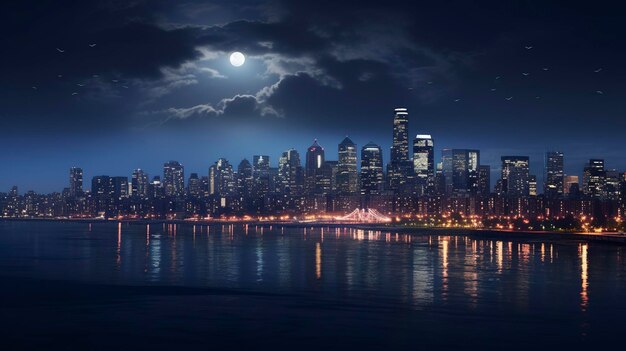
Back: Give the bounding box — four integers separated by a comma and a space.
2, 217, 625, 245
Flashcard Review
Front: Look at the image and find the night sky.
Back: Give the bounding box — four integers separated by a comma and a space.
2, 0, 625, 192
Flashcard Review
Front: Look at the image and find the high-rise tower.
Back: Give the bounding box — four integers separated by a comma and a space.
388, 108, 412, 191
305, 139, 325, 194
163, 161, 184, 197
360, 142, 384, 195
337, 137, 358, 195
501, 156, 530, 197
413, 134, 434, 195
545, 151, 564, 198
69, 167, 83, 197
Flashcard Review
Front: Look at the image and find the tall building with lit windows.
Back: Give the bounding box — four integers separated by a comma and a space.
391, 108, 409, 164
209, 158, 235, 196
187, 173, 201, 197
253, 155, 270, 197
606, 169, 620, 201
337, 137, 358, 195
163, 161, 184, 197
501, 156, 530, 197
388, 108, 412, 192
413, 134, 434, 195
529, 175, 537, 196
478, 165, 491, 195
442, 149, 480, 196
582, 159, 606, 199
236, 159, 254, 197
111, 176, 129, 199
360, 142, 384, 195
545, 151, 564, 198
305, 139, 325, 194
278, 149, 304, 195
131, 169, 148, 198
69, 167, 83, 197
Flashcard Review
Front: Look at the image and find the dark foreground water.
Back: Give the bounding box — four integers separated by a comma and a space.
1, 221, 626, 350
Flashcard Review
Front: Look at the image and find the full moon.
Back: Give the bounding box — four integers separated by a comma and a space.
229, 52, 245, 67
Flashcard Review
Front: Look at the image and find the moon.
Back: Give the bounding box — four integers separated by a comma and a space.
229, 52, 245, 67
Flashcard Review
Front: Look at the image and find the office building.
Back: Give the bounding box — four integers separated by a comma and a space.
442, 149, 480, 196
545, 151, 564, 198
163, 161, 184, 197
413, 134, 434, 195
69, 167, 83, 197
337, 137, 358, 195
360, 142, 384, 195
501, 156, 530, 197
583, 159, 606, 199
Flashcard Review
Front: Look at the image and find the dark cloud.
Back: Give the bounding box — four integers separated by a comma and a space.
1, 0, 626, 150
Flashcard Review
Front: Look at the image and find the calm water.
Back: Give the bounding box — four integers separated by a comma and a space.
1, 221, 626, 350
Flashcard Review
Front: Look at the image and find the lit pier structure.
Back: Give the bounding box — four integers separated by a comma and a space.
335, 208, 392, 223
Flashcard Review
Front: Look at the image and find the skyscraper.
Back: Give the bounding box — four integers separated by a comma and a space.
388, 108, 412, 192
187, 172, 201, 197
501, 156, 530, 197
91, 176, 112, 198
91, 175, 115, 214
442, 149, 480, 196
237, 159, 254, 197
545, 151, 564, 198
111, 176, 129, 199
305, 140, 325, 194
391, 108, 409, 163
325, 160, 339, 194
131, 169, 148, 198
69, 167, 83, 197
253, 155, 270, 197
278, 149, 304, 195
478, 165, 491, 195
360, 142, 384, 195
583, 159, 605, 199
413, 134, 434, 195
149, 176, 164, 198
606, 169, 620, 201
337, 137, 358, 195
163, 161, 184, 197
209, 158, 235, 196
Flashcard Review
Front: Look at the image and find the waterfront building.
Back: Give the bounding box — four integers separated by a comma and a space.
583, 159, 606, 199
305, 140, 325, 194
360, 142, 384, 195
131, 169, 149, 198
442, 149, 480, 196
478, 165, 491, 195
209, 158, 236, 196
69, 167, 83, 197
501, 156, 530, 197
163, 161, 184, 197
337, 137, 358, 195
388, 108, 412, 192
413, 134, 434, 195
278, 149, 304, 195
187, 172, 201, 197
545, 151, 564, 198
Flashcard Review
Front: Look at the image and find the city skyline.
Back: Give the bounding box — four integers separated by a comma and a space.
2, 107, 624, 229
3, 2, 626, 349
2, 1, 626, 192
2, 123, 624, 195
